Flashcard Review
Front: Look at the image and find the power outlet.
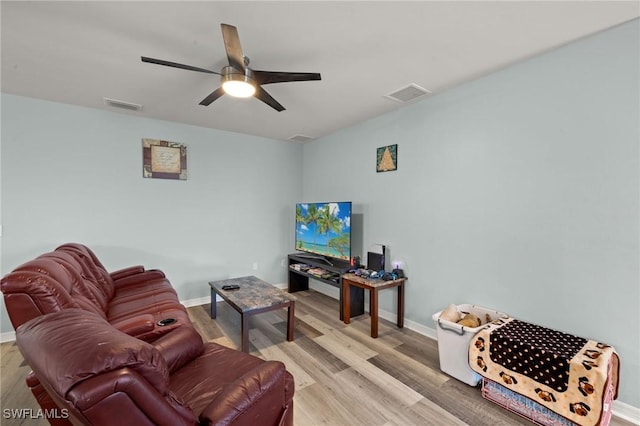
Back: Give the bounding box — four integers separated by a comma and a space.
252, 263, 258, 271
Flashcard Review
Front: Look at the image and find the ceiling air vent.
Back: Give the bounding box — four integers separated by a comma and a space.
103, 97, 143, 111
288, 134, 315, 143
384, 83, 431, 103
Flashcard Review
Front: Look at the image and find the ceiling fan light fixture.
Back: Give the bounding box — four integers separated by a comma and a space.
223, 80, 255, 98
221, 66, 256, 98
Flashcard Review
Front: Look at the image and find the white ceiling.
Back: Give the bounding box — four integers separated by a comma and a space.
2, 1, 638, 142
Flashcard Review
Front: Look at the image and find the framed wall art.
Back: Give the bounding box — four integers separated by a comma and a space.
142, 138, 187, 180
376, 144, 397, 172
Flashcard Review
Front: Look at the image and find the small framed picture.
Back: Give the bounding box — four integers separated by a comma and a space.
376, 144, 397, 172
142, 138, 187, 180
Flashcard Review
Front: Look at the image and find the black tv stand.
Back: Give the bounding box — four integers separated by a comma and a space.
287, 253, 364, 320
290, 252, 334, 266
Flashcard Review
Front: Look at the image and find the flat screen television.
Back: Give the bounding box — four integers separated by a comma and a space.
295, 201, 352, 263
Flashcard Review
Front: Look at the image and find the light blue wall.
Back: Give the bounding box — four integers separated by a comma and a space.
1, 94, 303, 328
303, 19, 639, 406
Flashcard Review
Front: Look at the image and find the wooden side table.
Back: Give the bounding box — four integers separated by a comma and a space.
342, 273, 406, 338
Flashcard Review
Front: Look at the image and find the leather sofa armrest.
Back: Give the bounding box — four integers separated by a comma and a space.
25, 372, 72, 426
112, 269, 166, 289
109, 265, 145, 281
199, 361, 290, 426
152, 327, 204, 372
68, 368, 195, 425
111, 315, 155, 337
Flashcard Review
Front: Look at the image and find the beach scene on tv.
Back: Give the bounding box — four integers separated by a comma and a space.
296, 202, 351, 261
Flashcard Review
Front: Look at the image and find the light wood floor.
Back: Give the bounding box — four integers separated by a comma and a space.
1, 290, 635, 425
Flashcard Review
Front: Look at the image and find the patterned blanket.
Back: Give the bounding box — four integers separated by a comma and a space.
469, 318, 619, 426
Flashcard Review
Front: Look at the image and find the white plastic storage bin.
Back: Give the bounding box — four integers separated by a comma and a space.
431, 304, 508, 386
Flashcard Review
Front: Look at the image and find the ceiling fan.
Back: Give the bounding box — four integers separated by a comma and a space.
142, 23, 321, 112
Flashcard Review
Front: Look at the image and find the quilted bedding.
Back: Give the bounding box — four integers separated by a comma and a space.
468, 318, 619, 426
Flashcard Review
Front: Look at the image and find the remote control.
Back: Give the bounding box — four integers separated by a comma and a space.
222, 284, 240, 291
157, 318, 177, 326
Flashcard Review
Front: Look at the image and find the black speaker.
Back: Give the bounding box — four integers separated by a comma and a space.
367, 251, 385, 271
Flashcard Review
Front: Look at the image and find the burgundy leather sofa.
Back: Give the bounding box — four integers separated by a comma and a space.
2, 243, 295, 425
1, 243, 189, 341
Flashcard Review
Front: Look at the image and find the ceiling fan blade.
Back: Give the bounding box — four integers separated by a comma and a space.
253, 70, 321, 85
221, 24, 245, 72
199, 87, 226, 106
141, 56, 220, 75
254, 86, 285, 112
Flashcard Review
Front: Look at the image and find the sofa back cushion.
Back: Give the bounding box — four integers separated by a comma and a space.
2, 270, 74, 329
55, 243, 115, 302
0, 257, 107, 329
39, 251, 111, 312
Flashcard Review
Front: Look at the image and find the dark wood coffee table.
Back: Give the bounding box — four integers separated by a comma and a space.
209, 275, 296, 352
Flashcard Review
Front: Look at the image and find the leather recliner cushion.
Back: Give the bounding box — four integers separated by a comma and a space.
1, 268, 105, 329
38, 252, 112, 311
16, 309, 170, 396
54, 244, 115, 301
168, 342, 294, 419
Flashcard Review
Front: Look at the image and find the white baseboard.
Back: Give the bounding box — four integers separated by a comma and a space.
612, 400, 640, 425
181, 296, 212, 307
378, 308, 438, 341
1, 330, 16, 343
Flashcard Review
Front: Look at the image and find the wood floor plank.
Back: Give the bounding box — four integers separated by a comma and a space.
314, 333, 423, 406
340, 322, 437, 374
294, 292, 347, 329
339, 317, 450, 391
409, 396, 470, 426
259, 315, 350, 376
250, 328, 316, 391
294, 382, 367, 426
333, 367, 428, 425
423, 372, 531, 426
187, 303, 224, 341
393, 334, 441, 372
299, 314, 378, 360
326, 368, 392, 426
332, 365, 464, 426
273, 316, 324, 340
210, 335, 237, 349
0, 343, 48, 426
366, 351, 449, 395
288, 334, 350, 374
